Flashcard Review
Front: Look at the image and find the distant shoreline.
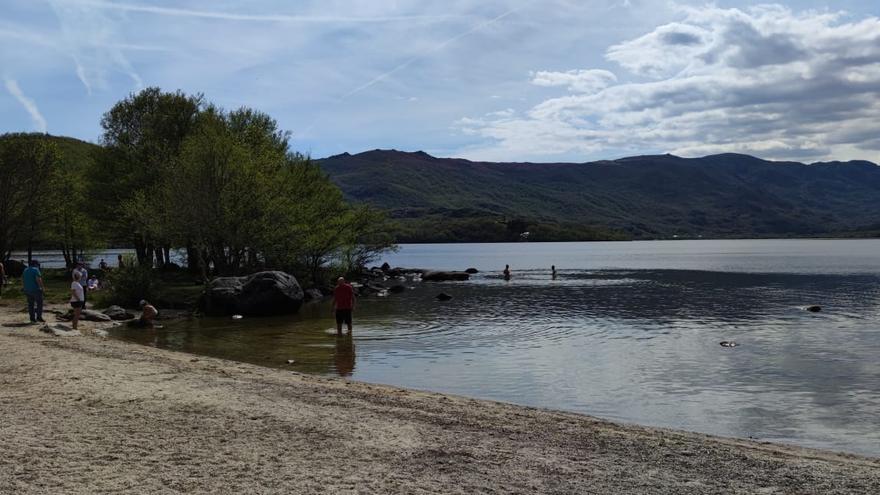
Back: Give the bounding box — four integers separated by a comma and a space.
1, 307, 878, 493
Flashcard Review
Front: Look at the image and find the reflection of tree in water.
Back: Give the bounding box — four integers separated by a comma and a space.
334, 333, 356, 377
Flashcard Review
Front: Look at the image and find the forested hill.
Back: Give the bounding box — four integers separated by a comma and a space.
317, 150, 880, 242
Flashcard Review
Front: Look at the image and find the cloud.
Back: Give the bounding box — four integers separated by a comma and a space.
458, 5, 880, 162
531, 69, 617, 93
4, 79, 47, 132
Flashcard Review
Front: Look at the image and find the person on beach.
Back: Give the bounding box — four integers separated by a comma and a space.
87, 275, 99, 290
136, 300, 158, 327
73, 261, 89, 308
99, 258, 109, 270
332, 277, 355, 334
503, 264, 511, 281
22, 260, 45, 323
70, 274, 85, 330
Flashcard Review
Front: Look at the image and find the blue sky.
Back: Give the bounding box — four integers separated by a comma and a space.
1, 0, 879, 163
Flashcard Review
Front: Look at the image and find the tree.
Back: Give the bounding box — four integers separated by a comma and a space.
97, 87, 203, 266
0, 134, 57, 261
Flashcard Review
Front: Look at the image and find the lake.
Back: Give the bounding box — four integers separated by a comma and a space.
112, 240, 880, 456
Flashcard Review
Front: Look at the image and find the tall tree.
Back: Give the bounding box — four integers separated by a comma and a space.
98, 87, 202, 266
0, 134, 57, 261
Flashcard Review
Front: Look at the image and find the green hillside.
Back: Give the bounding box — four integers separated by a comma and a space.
318, 150, 880, 242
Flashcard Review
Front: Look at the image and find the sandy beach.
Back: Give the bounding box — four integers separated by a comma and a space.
1, 305, 879, 494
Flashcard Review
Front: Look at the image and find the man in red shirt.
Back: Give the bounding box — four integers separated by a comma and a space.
332, 277, 355, 334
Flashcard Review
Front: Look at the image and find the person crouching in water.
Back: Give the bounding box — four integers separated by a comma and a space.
70, 274, 85, 330
332, 277, 355, 334
137, 299, 158, 327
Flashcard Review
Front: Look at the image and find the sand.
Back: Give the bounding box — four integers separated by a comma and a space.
1, 304, 878, 494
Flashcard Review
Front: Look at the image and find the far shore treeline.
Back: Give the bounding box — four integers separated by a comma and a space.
0, 87, 395, 286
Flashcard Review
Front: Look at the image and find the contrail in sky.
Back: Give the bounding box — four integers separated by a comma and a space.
5, 78, 48, 132
340, 6, 527, 100
55, 0, 462, 24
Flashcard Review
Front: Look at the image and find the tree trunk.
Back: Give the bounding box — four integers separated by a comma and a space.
134, 239, 148, 266
154, 247, 165, 268
186, 245, 201, 274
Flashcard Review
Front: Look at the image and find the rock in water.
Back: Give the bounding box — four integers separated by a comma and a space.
303, 288, 324, 301
464, 268, 479, 274
422, 271, 470, 281
102, 305, 136, 321
720, 341, 738, 348
388, 284, 406, 293
436, 293, 453, 301
806, 305, 822, 313
204, 271, 304, 316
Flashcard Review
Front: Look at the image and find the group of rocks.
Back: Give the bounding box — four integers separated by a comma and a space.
201, 264, 478, 317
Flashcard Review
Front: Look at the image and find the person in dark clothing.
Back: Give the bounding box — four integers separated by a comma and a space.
22, 260, 45, 323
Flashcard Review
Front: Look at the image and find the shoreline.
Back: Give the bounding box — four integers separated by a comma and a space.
2, 307, 879, 493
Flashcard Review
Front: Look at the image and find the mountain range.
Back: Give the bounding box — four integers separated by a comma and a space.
317, 150, 880, 242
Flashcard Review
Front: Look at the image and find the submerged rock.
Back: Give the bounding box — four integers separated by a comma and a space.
805, 305, 822, 313
436, 292, 453, 301
422, 271, 470, 282
204, 271, 304, 317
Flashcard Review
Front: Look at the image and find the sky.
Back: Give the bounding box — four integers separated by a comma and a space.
1, 0, 879, 163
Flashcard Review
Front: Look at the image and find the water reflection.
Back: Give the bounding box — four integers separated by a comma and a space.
334, 333, 356, 377
112, 265, 880, 457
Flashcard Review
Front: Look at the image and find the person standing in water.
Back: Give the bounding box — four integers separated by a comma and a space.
332, 276, 355, 334
503, 264, 511, 281
551, 265, 557, 280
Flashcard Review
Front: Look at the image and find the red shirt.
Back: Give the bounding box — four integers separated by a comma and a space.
334, 283, 354, 310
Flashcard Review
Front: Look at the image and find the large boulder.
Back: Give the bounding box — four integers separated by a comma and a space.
422, 271, 470, 282
103, 305, 136, 321
204, 271, 304, 316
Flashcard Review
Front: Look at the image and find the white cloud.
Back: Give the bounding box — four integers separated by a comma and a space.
5, 79, 47, 132
531, 69, 617, 93
458, 5, 880, 162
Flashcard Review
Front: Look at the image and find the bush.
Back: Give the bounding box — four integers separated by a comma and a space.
104, 262, 157, 307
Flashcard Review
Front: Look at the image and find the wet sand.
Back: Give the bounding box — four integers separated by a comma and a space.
1, 305, 878, 494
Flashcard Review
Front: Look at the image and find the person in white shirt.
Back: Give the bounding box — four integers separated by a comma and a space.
87, 275, 99, 290
73, 261, 89, 308
70, 276, 85, 330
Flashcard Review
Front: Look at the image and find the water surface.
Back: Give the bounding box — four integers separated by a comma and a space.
113, 240, 880, 456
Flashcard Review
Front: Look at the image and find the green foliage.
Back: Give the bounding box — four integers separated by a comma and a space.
0, 133, 60, 258
104, 261, 158, 307
97, 87, 203, 263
